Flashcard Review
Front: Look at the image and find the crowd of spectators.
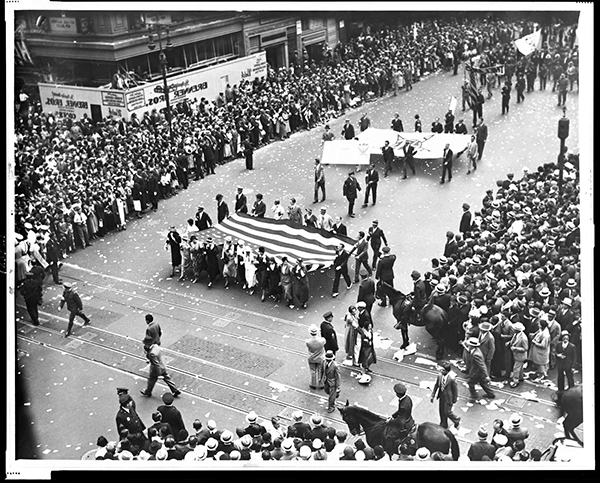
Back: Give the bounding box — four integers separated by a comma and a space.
423, 161, 582, 393
96, 393, 551, 462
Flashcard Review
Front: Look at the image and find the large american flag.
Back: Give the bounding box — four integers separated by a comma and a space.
465, 62, 479, 109
192, 213, 357, 272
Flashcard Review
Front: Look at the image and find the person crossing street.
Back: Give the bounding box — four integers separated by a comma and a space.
58, 282, 91, 337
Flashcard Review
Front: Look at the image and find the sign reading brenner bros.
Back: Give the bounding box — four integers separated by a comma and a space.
38, 52, 268, 122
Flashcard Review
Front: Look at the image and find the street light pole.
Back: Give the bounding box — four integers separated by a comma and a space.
557, 106, 570, 196
148, 25, 173, 142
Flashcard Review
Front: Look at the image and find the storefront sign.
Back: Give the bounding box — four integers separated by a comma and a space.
102, 91, 126, 108
49, 17, 77, 33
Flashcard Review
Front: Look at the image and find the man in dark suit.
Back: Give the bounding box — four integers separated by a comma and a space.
431, 118, 444, 133
333, 216, 347, 236
287, 411, 312, 439
45, 234, 62, 284
148, 411, 174, 437
341, 119, 355, 140
375, 246, 396, 307
443, 231, 458, 258
475, 118, 488, 160
467, 427, 496, 461
362, 163, 379, 207
195, 206, 212, 231
402, 141, 417, 179
382, 140, 395, 178
367, 220, 388, 271
430, 361, 461, 429
357, 277, 376, 314
323, 350, 341, 413
444, 110, 455, 133
115, 388, 146, 451
251, 193, 267, 218
459, 202, 472, 237
320, 312, 339, 356
234, 186, 248, 214
391, 113, 404, 132
352, 231, 372, 282
215, 193, 230, 223
157, 392, 186, 439
391, 383, 415, 439
331, 245, 352, 297
440, 143, 453, 184
555, 331, 577, 396
342, 171, 361, 217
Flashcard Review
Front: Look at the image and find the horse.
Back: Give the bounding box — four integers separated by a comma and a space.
379, 282, 449, 359
555, 385, 583, 445
338, 401, 460, 460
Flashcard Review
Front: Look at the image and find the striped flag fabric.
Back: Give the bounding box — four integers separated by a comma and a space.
514, 29, 542, 56
191, 213, 357, 272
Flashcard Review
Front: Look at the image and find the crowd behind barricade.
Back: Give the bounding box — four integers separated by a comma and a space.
97, 388, 550, 462
13, 16, 579, 287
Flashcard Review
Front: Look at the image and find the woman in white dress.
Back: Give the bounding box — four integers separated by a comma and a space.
243, 247, 257, 295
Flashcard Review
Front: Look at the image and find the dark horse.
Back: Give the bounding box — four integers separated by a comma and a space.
338, 401, 460, 460
379, 282, 449, 359
555, 385, 583, 445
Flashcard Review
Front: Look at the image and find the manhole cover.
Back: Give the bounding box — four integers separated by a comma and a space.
213, 318, 230, 327
78, 331, 97, 341
504, 395, 527, 408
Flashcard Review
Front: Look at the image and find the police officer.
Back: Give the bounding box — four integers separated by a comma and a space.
115, 388, 147, 451
58, 282, 91, 337
390, 383, 415, 439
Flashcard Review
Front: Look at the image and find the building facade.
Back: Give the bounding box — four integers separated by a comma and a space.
15, 10, 344, 91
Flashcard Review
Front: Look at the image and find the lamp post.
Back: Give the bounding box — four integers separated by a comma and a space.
147, 24, 173, 141
557, 106, 570, 196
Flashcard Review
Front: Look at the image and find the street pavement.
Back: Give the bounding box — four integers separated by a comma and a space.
11, 67, 589, 468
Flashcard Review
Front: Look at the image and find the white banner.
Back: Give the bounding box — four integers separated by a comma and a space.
514, 29, 542, 56
321, 140, 371, 165
449, 96, 458, 115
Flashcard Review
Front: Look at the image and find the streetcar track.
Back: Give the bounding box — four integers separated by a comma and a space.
16, 321, 352, 428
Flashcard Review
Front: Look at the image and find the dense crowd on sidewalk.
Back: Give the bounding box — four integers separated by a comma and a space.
96, 389, 550, 462
13, 15, 578, 286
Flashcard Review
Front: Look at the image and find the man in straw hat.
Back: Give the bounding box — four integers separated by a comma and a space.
463, 337, 495, 399
305, 324, 326, 390
323, 350, 341, 413
507, 322, 528, 388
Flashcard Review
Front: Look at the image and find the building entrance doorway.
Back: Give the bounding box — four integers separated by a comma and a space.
265, 43, 286, 70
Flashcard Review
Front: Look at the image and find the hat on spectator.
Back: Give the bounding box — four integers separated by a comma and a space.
465, 337, 480, 347
292, 410, 304, 421
566, 279, 577, 288
194, 445, 207, 460
310, 414, 323, 426
207, 419, 217, 430
393, 383, 407, 397
411, 270, 421, 280
312, 438, 323, 450
325, 350, 335, 360
477, 427, 488, 440
562, 298, 572, 306
561, 330, 571, 339
205, 438, 218, 451
513, 322, 525, 332
162, 393, 174, 405
155, 448, 169, 460
415, 447, 431, 461
529, 307, 541, 318
309, 324, 319, 335
282, 438, 294, 452
246, 411, 258, 424
479, 321, 492, 332
510, 414, 523, 427
456, 295, 469, 306
356, 301, 367, 309
434, 283, 447, 294
539, 287, 551, 298
322, 311, 333, 319
240, 435, 253, 448
438, 256, 448, 264
372, 219, 379, 225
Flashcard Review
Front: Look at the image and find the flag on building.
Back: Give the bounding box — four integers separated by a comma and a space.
192, 213, 356, 272
514, 29, 542, 56
14, 23, 34, 66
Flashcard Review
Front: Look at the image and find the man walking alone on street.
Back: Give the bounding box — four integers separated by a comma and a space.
342, 171, 361, 217
323, 350, 341, 413
430, 361, 461, 429
140, 343, 181, 398
59, 282, 91, 337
